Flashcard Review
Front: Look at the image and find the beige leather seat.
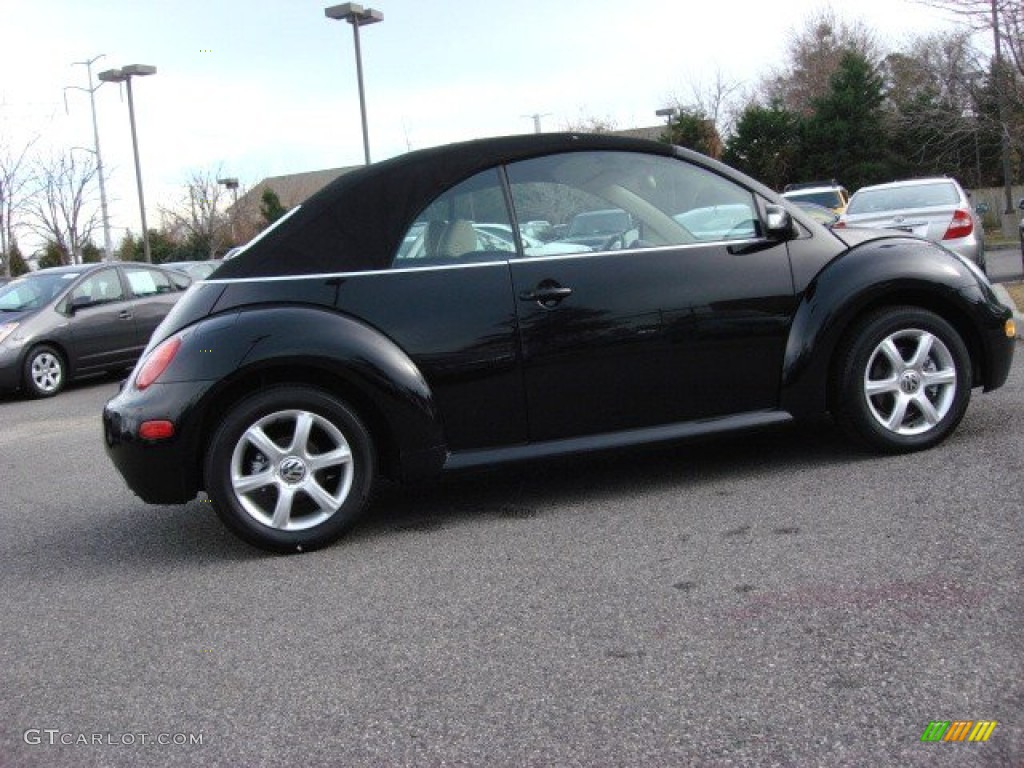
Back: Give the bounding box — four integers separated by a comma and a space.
435, 220, 477, 259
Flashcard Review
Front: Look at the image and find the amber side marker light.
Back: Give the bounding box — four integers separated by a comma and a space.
139, 420, 175, 440
1007, 319, 1017, 338
136, 336, 181, 390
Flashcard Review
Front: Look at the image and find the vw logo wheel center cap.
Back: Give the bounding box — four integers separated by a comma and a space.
278, 456, 308, 484
899, 370, 922, 395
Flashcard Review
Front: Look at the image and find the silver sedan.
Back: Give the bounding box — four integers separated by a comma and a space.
837, 177, 986, 271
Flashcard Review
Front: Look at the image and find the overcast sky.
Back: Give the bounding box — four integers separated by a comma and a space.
1, 0, 971, 251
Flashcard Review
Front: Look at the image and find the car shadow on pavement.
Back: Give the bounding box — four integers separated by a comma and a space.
3, 421, 877, 574
0, 370, 127, 405
348, 419, 874, 543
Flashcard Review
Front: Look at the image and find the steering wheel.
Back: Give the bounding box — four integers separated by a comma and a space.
601, 232, 626, 251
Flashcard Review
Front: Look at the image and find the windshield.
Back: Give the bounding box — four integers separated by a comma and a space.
568, 209, 630, 236
784, 190, 842, 209
0, 272, 81, 311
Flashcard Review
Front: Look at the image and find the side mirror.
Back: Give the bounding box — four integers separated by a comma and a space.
68, 295, 92, 314
764, 204, 794, 239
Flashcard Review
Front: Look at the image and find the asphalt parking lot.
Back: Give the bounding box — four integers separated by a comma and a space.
987, 242, 1024, 285
1, 346, 1022, 767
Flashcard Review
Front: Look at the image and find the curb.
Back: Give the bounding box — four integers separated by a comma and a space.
992, 283, 1024, 340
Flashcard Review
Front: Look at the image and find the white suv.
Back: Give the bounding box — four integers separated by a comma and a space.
781, 181, 851, 214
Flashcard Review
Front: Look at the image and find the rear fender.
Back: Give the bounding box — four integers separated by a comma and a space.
173, 305, 446, 479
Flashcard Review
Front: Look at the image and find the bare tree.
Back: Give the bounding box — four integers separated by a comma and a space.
882, 31, 991, 177
27, 150, 100, 265
0, 134, 36, 277
913, 0, 1023, 212
561, 113, 619, 134
159, 167, 232, 260
227, 180, 262, 245
915, 1, 1023, 73
665, 69, 745, 141
762, 8, 881, 115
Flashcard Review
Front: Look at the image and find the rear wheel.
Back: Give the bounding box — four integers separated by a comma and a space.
205, 386, 376, 553
835, 307, 972, 452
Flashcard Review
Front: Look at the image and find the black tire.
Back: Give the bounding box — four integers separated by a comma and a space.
22, 345, 66, 398
835, 307, 972, 453
204, 386, 376, 553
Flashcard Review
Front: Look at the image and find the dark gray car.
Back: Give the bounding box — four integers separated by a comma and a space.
0, 263, 190, 397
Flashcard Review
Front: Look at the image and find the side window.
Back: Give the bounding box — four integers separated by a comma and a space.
168, 271, 191, 291
125, 267, 173, 297
392, 169, 515, 268
70, 269, 125, 307
506, 151, 760, 255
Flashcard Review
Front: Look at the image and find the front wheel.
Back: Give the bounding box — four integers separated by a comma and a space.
205, 386, 376, 553
23, 345, 66, 398
835, 307, 972, 453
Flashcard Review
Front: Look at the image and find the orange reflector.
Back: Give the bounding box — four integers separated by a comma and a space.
139, 420, 175, 440
1008, 319, 1017, 338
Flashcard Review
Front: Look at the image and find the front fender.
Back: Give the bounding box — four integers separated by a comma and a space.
780, 236, 985, 418
178, 305, 447, 479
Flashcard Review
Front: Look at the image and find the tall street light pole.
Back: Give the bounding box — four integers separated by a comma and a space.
218, 176, 240, 244
98, 64, 157, 263
325, 3, 383, 165
522, 113, 551, 134
66, 55, 114, 262
656, 106, 678, 134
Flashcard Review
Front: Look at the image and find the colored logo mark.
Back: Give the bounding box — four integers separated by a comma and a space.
920, 720, 997, 742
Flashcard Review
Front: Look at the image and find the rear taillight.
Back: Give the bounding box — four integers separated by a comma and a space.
135, 336, 181, 390
833, 220, 846, 229
943, 209, 974, 240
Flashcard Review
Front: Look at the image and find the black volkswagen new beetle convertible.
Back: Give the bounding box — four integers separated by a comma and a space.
103, 134, 1016, 552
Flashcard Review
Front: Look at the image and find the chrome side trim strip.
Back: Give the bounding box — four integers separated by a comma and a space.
204, 237, 764, 284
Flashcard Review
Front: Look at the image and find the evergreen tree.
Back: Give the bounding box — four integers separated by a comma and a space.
662, 109, 722, 158
38, 241, 67, 269
82, 241, 102, 263
723, 102, 801, 189
8, 241, 29, 276
260, 189, 287, 226
117, 232, 144, 262
799, 51, 891, 190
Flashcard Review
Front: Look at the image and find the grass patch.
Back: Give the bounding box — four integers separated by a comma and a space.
1005, 281, 1024, 313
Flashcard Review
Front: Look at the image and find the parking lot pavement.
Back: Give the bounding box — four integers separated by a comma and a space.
1, 354, 1022, 767
988, 242, 1023, 284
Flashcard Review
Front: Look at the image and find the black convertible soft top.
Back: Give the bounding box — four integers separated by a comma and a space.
214, 133, 679, 278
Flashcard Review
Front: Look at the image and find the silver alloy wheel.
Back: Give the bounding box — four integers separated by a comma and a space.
30, 352, 63, 393
862, 328, 957, 436
229, 409, 354, 531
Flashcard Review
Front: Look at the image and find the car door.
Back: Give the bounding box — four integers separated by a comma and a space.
505, 150, 797, 442
62, 267, 138, 373
122, 265, 188, 351
329, 168, 528, 452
